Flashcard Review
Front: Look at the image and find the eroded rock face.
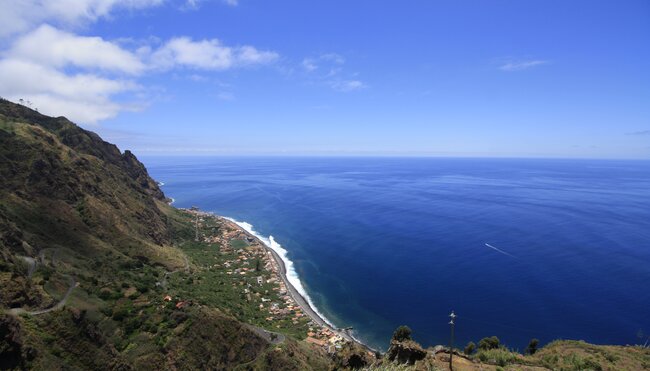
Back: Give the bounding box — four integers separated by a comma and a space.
333, 342, 375, 369
0, 99, 172, 246
386, 339, 427, 365
0, 315, 36, 369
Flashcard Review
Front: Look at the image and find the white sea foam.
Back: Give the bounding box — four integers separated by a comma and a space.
225, 217, 335, 328
169, 198, 175, 205
485, 243, 517, 258
158, 181, 165, 186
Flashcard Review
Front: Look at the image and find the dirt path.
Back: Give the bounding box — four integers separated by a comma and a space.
244, 324, 286, 345
19, 256, 37, 278
6, 276, 77, 316
158, 252, 190, 290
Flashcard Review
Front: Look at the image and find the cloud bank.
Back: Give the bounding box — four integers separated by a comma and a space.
0, 11, 279, 124
0, 0, 164, 38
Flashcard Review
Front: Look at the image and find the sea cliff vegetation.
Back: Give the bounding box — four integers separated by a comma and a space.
0, 98, 648, 370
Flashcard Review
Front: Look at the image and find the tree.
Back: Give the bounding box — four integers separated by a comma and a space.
255, 258, 261, 272
464, 341, 476, 355
478, 336, 500, 351
526, 338, 539, 355
392, 325, 412, 342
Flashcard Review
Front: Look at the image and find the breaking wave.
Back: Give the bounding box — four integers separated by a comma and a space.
225, 217, 335, 328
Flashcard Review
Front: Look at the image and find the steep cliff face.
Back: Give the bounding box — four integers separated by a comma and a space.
0, 98, 169, 251
0, 99, 333, 370
0, 100, 165, 203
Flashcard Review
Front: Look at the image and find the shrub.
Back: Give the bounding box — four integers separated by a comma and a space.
112, 306, 129, 321
526, 338, 539, 355
476, 348, 518, 366
392, 326, 412, 342
98, 290, 112, 300
479, 336, 500, 350
464, 341, 476, 355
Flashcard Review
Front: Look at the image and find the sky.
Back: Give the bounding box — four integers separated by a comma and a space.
0, 0, 649, 158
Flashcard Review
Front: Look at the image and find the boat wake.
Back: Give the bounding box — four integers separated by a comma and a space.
484, 243, 517, 258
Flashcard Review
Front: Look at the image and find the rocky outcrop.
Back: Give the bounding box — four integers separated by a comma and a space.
0, 315, 37, 370
121, 150, 166, 200
0, 98, 170, 246
333, 342, 375, 369
386, 339, 427, 365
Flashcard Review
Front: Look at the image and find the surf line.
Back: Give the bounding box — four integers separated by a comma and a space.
484, 243, 517, 258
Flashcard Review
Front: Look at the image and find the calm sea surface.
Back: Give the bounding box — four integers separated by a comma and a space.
143, 157, 650, 351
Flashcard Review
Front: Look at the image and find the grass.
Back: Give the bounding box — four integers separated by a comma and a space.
475, 347, 523, 367
230, 239, 249, 249
531, 340, 650, 370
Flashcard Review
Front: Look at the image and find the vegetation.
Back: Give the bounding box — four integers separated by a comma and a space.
0, 99, 328, 370
478, 336, 501, 351
1, 99, 648, 370
526, 338, 539, 355
165, 214, 311, 339
464, 341, 476, 355
392, 326, 412, 342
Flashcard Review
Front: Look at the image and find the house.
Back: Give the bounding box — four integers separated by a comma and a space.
306, 337, 327, 347
256, 276, 264, 285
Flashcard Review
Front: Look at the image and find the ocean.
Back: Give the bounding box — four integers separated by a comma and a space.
143, 156, 650, 351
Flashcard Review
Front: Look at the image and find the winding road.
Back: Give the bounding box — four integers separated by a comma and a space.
6, 276, 77, 316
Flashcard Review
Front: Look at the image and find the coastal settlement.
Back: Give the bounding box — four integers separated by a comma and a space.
171, 207, 369, 355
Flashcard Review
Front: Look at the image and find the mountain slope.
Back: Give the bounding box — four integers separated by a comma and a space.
0, 99, 331, 370
1, 98, 647, 371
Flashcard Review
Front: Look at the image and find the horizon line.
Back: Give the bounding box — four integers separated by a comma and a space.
135, 152, 650, 161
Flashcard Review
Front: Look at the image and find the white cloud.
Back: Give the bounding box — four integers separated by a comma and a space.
302, 53, 365, 92
330, 80, 365, 92
0, 0, 164, 38
499, 59, 548, 71
0, 1, 280, 124
238, 46, 278, 65
0, 59, 135, 98
0, 24, 146, 123
0, 59, 138, 123
301, 53, 345, 72
216, 91, 235, 101
7, 24, 145, 74
150, 37, 278, 70
302, 58, 318, 72
319, 53, 345, 64
184, 0, 239, 9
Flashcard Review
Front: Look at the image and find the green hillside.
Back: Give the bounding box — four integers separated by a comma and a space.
0, 98, 332, 370
1, 98, 647, 370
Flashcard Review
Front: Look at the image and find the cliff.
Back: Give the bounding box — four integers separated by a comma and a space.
0, 99, 330, 370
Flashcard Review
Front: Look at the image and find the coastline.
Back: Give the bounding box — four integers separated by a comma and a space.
218, 216, 372, 351
222, 218, 333, 327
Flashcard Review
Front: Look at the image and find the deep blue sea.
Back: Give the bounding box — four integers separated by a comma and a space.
143, 157, 650, 351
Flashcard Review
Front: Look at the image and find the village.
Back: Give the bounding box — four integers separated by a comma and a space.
177, 208, 348, 353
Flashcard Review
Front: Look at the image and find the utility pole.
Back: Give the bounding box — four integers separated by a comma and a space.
195, 213, 199, 242
190, 206, 199, 242
449, 310, 456, 370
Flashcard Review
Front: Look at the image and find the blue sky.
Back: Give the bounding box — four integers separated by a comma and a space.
1, 0, 649, 158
